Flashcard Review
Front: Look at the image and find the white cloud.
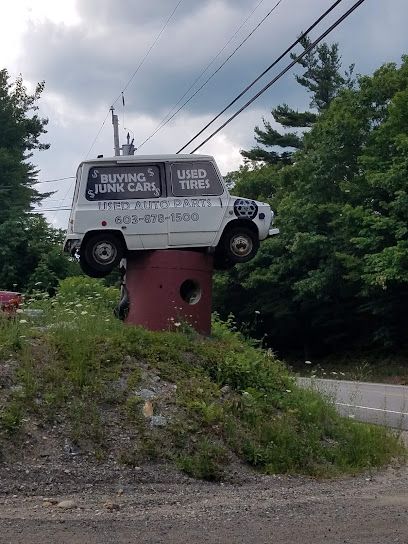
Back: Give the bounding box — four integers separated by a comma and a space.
2, 0, 408, 229
0, 1, 80, 74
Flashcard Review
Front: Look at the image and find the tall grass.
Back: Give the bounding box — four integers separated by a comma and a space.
0, 277, 405, 479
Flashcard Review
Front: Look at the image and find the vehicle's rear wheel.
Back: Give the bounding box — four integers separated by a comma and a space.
79, 254, 110, 278
81, 232, 124, 276
221, 226, 259, 264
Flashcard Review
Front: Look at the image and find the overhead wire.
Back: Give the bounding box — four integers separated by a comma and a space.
137, 0, 284, 151
34, 176, 75, 184
85, 0, 184, 159
111, 0, 184, 107
85, 109, 111, 159
28, 0, 364, 214
135, 0, 269, 149
185, 0, 366, 154
177, 0, 344, 153
33, 0, 277, 190
31, 207, 71, 213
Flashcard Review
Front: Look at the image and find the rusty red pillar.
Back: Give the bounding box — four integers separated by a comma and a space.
124, 250, 214, 335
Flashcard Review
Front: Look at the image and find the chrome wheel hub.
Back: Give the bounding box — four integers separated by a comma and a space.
231, 235, 252, 257
93, 242, 117, 265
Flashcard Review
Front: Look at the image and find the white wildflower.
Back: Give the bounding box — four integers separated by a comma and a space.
19, 319, 28, 324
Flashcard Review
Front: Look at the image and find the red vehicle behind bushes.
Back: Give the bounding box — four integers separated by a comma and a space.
0, 291, 23, 315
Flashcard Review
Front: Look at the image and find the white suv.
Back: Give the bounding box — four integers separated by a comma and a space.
63, 154, 279, 277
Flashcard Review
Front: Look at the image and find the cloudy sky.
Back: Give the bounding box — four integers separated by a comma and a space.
1, 0, 407, 227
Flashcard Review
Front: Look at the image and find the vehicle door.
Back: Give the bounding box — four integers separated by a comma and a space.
83, 162, 168, 250
167, 160, 228, 247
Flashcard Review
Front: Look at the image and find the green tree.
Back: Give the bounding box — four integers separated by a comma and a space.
215, 57, 408, 355
0, 69, 50, 222
0, 70, 78, 292
0, 215, 79, 292
241, 37, 354, 164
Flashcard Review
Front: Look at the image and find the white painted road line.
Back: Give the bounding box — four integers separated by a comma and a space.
336, 402, 408, 416
298, 377, 408, 429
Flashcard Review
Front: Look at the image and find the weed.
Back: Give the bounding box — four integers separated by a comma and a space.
0, 400, 24, 436
177, 437, 228, 481
0, 276, 405, 480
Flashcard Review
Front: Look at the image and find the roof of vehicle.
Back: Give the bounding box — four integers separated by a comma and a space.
81, 154, 214, 165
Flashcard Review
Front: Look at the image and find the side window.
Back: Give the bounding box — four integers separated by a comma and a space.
85, 164, 161, 201
170, 162, 223, 197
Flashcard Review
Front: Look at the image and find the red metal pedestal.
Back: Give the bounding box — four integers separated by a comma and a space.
124, 250, 214, 335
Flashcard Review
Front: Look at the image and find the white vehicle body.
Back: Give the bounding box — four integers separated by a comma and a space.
64, 154, 278, 275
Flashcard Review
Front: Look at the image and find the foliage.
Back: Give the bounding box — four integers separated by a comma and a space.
0, 69, 79, 292
242, 37, 354, 164
0, 277, 404, 480
0, 214, 79, 292
215, 56, 408, 356
0, 69, 49, 222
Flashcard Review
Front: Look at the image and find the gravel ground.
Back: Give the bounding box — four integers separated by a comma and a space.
0, 451, 407, 544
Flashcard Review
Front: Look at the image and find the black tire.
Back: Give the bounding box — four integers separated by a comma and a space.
213, 253, 234, 271
221, 226, 259, 264
82, 232, 124, 275
79, 253, 110, 278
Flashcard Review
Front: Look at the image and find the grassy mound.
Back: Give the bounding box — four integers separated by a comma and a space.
0, 277, 405, 480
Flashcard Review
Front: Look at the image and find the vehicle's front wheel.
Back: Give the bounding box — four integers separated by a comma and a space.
220, 226, 259, 264
81, 232, 124, 276
213, 253, 234, 271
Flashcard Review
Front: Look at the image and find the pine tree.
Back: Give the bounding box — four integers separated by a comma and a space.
0, 69, 50, 224
241, 36, 354, 164
0, 70, 77, 291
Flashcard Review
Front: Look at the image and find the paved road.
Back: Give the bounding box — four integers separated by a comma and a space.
298, 377, 408, 430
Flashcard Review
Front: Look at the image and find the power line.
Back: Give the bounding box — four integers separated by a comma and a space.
112, 0, 184, 107
136, 0, 269, 150
177, 0, 344, 154
186, 0, 366, 154
34, 176, 75, 184
86, 0, 184, 159
85, 109, 111, 159
31, 207, 71, 213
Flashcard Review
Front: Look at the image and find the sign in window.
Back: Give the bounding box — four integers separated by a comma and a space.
171, 162, 223, 197
86, 165, 161, 200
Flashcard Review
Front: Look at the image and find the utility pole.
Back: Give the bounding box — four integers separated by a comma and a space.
110, 106, 120, 156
